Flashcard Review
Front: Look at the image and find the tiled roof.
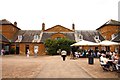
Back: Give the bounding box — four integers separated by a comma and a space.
0, 19, 12, 25
0, 19, 21, 30
41, 32, 75, 42
75, 30, 105, 42
111, 32, 120, 42
96, 19, 120, 30
0, 34, 10, 43
12, 30, 42, 43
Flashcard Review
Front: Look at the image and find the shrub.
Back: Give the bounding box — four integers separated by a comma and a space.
44, 38, 75, 55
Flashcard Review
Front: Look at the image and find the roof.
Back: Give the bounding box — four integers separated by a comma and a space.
96, 19, 120, 30
0, 34, 10, 43
0, 19, 21, 30
111, 32, 120, 42
12, 30, 42, 43
75, 30, 105, 42
41, 32, 75, 42
44, 25, 74, 32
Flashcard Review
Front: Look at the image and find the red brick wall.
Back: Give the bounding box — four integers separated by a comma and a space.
97, 25, 119, 52
1, 25, 19, 40
18, 43, 45, 55
98, 25, 119, 40
51, 33, 66, 39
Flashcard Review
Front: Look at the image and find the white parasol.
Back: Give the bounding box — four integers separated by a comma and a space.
98, 40, 119, 46
71, 40, 98, 46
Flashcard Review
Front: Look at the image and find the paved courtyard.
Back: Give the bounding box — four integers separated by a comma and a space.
1, 55, 119, 78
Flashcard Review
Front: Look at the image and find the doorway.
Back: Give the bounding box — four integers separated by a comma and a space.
25, 45, 29, 54
16, 47, 19, 54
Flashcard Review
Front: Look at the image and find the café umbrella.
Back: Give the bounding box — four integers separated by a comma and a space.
70, 40, 98, 46
98, 40, 119, 46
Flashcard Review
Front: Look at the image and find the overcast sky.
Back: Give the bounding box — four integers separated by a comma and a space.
0, 0, 119, 30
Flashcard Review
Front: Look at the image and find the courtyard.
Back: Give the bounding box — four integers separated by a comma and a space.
1, 55, 119, 78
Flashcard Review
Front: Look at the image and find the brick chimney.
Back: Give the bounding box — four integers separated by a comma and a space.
72, 23, 75, 31
14, 21, 17, 26
42, 23, 45, 31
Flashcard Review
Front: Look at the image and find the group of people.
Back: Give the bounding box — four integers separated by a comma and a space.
70, 49, 98, 59
100, 52, 120, 71
26, 48, 38, 58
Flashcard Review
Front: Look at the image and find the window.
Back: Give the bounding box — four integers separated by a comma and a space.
55, 37, 61, 40
94, 36, 101, 43
95, 36, 99, 40
34, 46, 38, 52
79, 34, 83, 40
111, 34, 115, 40
34, 35, 39, 40
18, 35, 22, 41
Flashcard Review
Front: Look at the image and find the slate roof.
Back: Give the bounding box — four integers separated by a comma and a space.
0, 19, 21, 30
75, 30, 105, 42
12, 30, 41, 43
111, 32, 120, 42
96, 19, 120, 30
0, 34, 10, 43
41, 32, 75, 42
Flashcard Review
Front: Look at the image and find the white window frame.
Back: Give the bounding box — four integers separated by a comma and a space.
18, 35, 22, 41
95, 36, 99, 40
79, 34, 83, 40
55, 37, 61, 40
34, 46, 38, 52
34, 35, 39, 40
111, 34, 115, 40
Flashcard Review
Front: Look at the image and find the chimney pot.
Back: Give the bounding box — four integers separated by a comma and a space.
72, 23, 75, 31
14, 21, 17, 26
42, 23, 45, 31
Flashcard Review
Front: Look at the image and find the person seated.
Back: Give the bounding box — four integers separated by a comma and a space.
116, 59, 120, 71
100, 54, 110, 71
75, 52, 79, 58
112, 54, 119, 70
115, 56, 120, 71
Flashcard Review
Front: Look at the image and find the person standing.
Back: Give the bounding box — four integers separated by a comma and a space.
27, 49, 30, 57
34, 48, 38, 57
1, 48, 5, 56
61, 50, 67, 61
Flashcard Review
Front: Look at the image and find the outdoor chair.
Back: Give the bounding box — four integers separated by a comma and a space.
116, 64, 120, 72
100, 60, 114, 71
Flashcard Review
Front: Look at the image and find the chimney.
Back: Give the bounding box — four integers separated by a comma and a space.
72, 23, 75, 31
14, 21, 17, 26
42, 23, 45, 31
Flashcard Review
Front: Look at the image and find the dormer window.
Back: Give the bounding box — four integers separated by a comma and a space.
18, 35, 22, 41
111, 34, 115, 40
95, 36, 99, 40
94, 36, 101, 43
34, 35, 39, 40
79, 34, 83, 40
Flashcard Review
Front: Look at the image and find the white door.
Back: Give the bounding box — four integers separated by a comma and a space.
34, 46, 38, 52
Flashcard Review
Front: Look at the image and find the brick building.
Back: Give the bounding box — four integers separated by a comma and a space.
96, 19, 120, 52
0, 19, 20, 54
0, 19, 119, 55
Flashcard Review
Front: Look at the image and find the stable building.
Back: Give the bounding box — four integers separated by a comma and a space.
96, 19, 120, 52
0, 19, 120, 55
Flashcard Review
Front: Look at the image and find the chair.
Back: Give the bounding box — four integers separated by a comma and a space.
100, 60, 114, 71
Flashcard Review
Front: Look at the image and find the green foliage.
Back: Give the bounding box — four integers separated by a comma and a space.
44, 38, 75, 55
